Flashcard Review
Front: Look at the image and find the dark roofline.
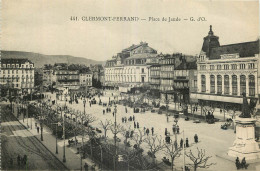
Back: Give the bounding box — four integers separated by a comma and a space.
212, 40, 259, 49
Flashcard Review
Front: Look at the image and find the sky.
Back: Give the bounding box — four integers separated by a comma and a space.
2, 0, 259, 61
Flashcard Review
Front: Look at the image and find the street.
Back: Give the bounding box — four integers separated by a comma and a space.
1, 104, 68, 170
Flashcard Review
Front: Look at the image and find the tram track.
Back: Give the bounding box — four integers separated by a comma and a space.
2, 105, 68, 170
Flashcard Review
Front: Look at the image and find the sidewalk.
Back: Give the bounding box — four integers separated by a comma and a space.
16, 112, 100, 171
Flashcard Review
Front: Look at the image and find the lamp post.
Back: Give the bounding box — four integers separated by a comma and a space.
113, 104, 118, 171
63, 106, 66, 163
52, 122, 61, 154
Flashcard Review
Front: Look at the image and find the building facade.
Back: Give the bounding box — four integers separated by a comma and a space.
191, 26, 259, 110
79, 72, 93, 87
159, 54, 176, 101
105, 42, 157, 92
174, 59, 197, 104
0, 58, 35, 95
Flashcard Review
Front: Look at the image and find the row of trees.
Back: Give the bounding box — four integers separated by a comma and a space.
97, 119, 215, 171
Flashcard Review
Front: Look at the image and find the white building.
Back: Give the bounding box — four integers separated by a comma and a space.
105, 42, 157, 92
79, 72, 92, 87
0, 58, 35, 94
191, 26, 259, 110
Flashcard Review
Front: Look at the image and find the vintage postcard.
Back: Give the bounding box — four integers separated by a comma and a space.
1, 0, 260, 170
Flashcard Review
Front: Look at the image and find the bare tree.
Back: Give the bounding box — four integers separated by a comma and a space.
185, 148, 215, 171
163, 141, 182, 171
99, 119, 112, 139
129, 129, 153, 170
121, 125, 132, 149
131, 129, 144, 149
143, 135, 164, 164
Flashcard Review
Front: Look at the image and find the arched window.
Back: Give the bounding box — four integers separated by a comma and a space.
210, 75, 215, 93
232, 75, 237, 95
249, 75, 255, 96
224, 75, 229, 95
201, 75, 206, 92
240, 75, 246, 95
217, 75, 222, 94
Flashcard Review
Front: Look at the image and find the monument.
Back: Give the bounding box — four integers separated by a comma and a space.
228, 93, 260, 160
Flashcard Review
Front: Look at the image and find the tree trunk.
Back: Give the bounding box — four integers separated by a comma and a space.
171, 157, 174, 171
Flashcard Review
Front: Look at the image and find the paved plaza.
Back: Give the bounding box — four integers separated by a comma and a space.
43, 90, 260, 170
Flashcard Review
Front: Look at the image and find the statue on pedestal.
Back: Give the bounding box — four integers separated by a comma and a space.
228, 93, 260, 160
239, 93, 251, 118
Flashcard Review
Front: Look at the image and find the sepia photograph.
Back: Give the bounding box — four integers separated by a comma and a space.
1, 0, 260, 170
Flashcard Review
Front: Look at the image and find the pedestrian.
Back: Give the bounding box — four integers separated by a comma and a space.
133, 115, 135, 121
17, 155, 21, 166
186, 138, 189, 147
177, 125, 180, 134
146, 128, 149, 136
137, 122, 139, 129
174, 140, 178, 149
180, 138, 183, 148
134, 122, 136, 128
84, 162, 89, 171
235, 157, 240, 170
241, 157, 247, 169
35, 122, 37, 129
122, 117, 124, 123
151, 127, 154, 136
113, 112, 114, 117
130, 130, 134, 138
103, 110, 105, 115
172, 125, 176, 134
37, 126, 40, 133
125, 107, 128, 113
165, 128, 168, 136
194, 134, 198, 143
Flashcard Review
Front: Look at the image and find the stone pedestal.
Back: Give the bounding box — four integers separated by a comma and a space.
228, 117, 260, 160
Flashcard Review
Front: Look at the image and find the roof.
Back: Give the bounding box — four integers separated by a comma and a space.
127, 53, 158, 59
175, 61, 197, 70
1, 58, 33, 64
210, 40, 259, 60
122, 44, 142, 52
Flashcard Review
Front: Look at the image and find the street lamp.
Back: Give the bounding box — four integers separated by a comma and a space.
52, 122, 61, 154
63, 106, 66, 163
113, 104, 118, 171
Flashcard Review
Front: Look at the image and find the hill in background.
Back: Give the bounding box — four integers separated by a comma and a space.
1, 51, 106, 68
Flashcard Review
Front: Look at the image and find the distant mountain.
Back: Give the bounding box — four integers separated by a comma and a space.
1, 51, 106, 68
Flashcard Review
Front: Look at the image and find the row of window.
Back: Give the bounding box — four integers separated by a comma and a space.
161, 79, 174, 85
159, 58, 175, 65
174, 70, 189, 77
56, 71, 78, 75
2, 69, 33, 74
2, 64, 33, 68
161, 66, 174, 71
202, 63, 255, 71
201, 74, 255, 96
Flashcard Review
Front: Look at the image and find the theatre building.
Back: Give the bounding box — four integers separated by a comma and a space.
191, 26, 259, 111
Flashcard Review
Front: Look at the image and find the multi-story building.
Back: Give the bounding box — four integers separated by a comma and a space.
173, 59, 197, 104
159, 54, 176, 101
42, 64, 56, 88
191, 25, 259, 111
79, 71, 92, 87
104, 42, 158, 92
54, 63, 80, 90
0, 58, 34, 95
146, 54, 162, 97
